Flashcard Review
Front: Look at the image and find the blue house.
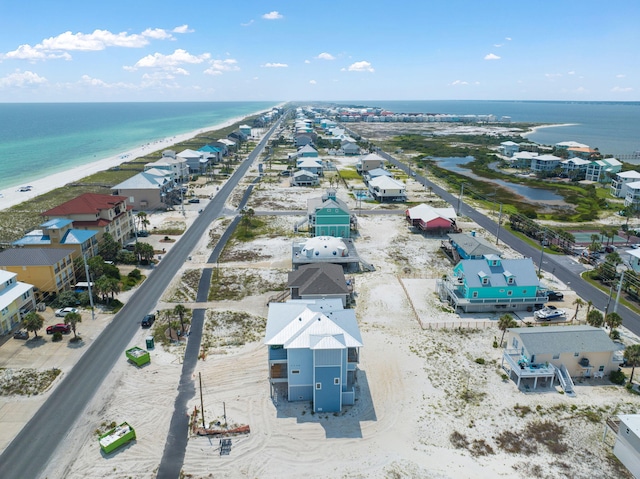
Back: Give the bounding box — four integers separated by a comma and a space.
437, 255, 546, 312
264, 299, 363, 413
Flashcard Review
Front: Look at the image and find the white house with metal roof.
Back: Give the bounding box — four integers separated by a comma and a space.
265, 298, 362, 413
611, 171, 640, 198
585, 158, 622, 183
368, 176, 406, 202
613, 415, 640, 478
112, 170, 175, 211
0, 270, 36, 335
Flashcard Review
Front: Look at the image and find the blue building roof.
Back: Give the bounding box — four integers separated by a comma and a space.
61, 229, 97, 245
40, 218, 73, 229
457, 257, 540, 288
199, 145, 221, 153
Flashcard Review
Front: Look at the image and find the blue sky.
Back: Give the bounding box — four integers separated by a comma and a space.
0, 0, 638, 102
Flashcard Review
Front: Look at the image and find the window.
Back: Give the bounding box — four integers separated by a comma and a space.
507, 277, 514, 285
472, 291, 478, 298
574, 352, 579, 357
334, 378, 340, 385
507, 290, 513, 296
599, 365, 605, 372
482, 278, 489, 285
291, 370, 300, 375
553, 353, 560, 359
315, 383, 322, 390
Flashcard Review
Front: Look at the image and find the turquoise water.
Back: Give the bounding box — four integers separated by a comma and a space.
334, 100, 640, 159
0, 102, 279, 190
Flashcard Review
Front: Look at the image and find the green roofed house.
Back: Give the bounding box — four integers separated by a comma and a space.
437, 255, 546, 313
307, 189, 355, 238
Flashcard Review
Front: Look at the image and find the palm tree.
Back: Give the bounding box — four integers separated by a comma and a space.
585, 300, 593, 319
587, 310, 604, 328
22, 311, 44, 338
624, 344, 640, 385
136, 212, 149, 234
605, 312, 623, 337
498, 314, 518, 348
64, 311, 82, 339
600, 227, 608, 245
174, 304, 188, 335
571, 298, 584, 321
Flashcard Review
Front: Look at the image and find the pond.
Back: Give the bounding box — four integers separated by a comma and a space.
431, 157, 564, 202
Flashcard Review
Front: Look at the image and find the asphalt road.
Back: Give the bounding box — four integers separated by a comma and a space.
0, 116, 283, 479
377, 149, 640, 335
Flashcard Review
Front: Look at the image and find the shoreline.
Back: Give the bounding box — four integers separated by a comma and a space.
524, 122, 578, 137
0, 104, 283, 212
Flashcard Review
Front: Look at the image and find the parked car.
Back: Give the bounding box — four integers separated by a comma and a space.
534, 306, 567, 321
13, 330, 29, 340
46, 323, 71, 334
137, 231, 149, 237
546, 291, 564, 301
55, 307, 78, 317
188, 198, 200, 204
141, 314, 156, 328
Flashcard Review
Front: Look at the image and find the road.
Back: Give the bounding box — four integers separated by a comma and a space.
0, 115, 283, 479
377, 149, 640, 336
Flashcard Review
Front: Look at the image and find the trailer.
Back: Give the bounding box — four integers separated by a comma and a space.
126, 346, 150, 366
99, 422, 136, 454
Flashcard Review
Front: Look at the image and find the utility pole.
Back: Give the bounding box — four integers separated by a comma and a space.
82, 254, 95, 320
457, 183, 465, 215
604, 282, 616, 317
614, 270, 625, 314
496, 203, 503, 245
537, 229, 546, 276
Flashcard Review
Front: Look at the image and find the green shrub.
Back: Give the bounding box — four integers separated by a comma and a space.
52, 331, 63, 342
610, 370, 626, 385
128, 268, 142, 280
475, 358, 486, 365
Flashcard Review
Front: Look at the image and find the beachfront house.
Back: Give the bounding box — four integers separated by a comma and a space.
445, 232, 502, 262
0, 270, 36, 335
555, 141, 590, 151
341, 141, 360, 156
292, 236, 361, 272
405, 204, 457, 235
177, 149, 209, 174
287, 263, 353, 307
560, 158, 591, 179
368, 176, 406, 202
624, 182, 640, 211
111, 170, 176, 211
239, 124, 252, 137
437, 255, 546, 313
502, 325, 620, 393
41, 193, 135, 245
145, 156, 189, 183
530, 154, 562, 173
585, 158, 622, 183
294, 133, 316, 147
356, 153, 386, 173
363, 167, 392, 185
510, 151, 538, 169
297, 144, 319, 158
198, 145, 223, 164
264, 298, 363, 413
612, 415, 640, 478
12, 218, 99, 260
307, 189, 354, 238
611, 171, 640, 198
499, 141, 520, 157
297, 158, 323, 176
625, 249, 640, 273
0, 248, 75, 301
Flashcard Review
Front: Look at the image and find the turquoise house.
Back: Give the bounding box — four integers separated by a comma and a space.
307, 189, 353, 238
437, 255, 546, 312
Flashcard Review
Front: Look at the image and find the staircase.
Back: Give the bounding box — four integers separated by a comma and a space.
267, 290, 290, 305
554, 364, 576, 396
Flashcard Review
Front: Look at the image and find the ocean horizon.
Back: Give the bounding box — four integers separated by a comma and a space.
0, 100, 638, 192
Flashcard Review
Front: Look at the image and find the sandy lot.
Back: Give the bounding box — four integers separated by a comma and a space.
3, 131, 640, 479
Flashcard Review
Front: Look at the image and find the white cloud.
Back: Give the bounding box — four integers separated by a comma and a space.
0, 70, 47, 88
316, 52, 335, 60
172, 24, 193, 34
241, 20, 254, 27
616, 74, 626, 78
309, 80, 317, 84
204, 58, 240, 76
484, 53, 500, 60
494, 44, 503, 48
0, 27, 176, 62
129, 49, 210, 73
304, 59, 311, 64
567, 71, 575, 75
451, 80, 469, 85
262, 11, 283, 20
505, 37, 512, 41
262, 62, 288, 68
611, 86, 633, 92
545, 73, 562, 79
344, 61, 374, 73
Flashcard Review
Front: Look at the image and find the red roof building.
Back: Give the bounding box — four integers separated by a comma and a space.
41, 193, 134, 244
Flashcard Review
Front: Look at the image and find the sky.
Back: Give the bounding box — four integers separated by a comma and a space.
0, 0, 638, 102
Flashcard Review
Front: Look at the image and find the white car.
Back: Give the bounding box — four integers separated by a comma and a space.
55, 307, 78, 317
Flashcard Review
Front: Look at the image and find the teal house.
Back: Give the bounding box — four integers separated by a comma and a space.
437, 255, 546, 313
307, 189, 354, 238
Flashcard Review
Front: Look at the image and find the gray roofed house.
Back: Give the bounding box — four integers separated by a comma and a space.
111, 170, 175, 210
290, 170, 319, 187
502, 325, 621, 393
288, 263, 353, 306
447, 232, 502, 260
0, 247, 76, 299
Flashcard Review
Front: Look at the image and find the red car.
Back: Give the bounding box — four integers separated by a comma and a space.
46, 323, 71, 334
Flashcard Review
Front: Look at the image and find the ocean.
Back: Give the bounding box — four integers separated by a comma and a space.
334, 100, 640, 160
0, 100, 638, 192
0, 102, 279, 191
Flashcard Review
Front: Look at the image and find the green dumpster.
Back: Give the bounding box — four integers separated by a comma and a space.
145, 336, 154, 349
126, 346, 150, 366
99, 422, 136, 454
